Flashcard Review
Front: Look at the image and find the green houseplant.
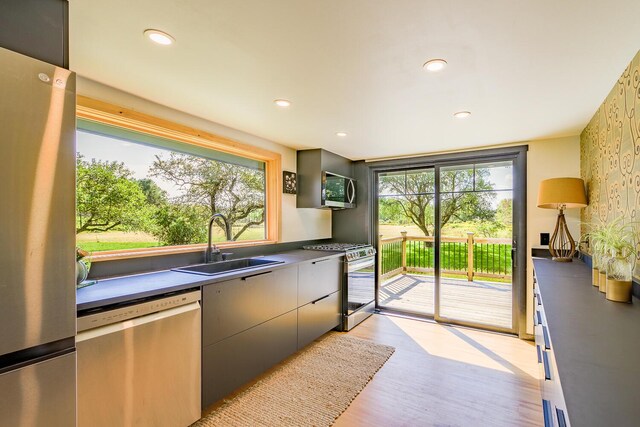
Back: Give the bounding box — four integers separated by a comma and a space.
582, 221, 610, 290
603, 221, 637, 303
582, 217, 638, 298
76, 247, 91, 287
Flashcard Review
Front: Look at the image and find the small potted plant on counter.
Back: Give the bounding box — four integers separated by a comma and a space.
603, 221, 638, 303
76, 247, 95, 288
582, 222, 608, 290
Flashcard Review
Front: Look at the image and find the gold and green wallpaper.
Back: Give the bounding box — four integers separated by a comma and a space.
580, 49, 640, 277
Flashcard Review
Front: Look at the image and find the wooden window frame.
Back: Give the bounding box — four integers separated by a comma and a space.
77, 96, 281, 262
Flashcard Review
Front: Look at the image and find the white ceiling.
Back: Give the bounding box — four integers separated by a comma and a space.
70, 0, 640, 161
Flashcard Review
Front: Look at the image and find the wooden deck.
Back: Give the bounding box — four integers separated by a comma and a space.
379, 274, 512, 329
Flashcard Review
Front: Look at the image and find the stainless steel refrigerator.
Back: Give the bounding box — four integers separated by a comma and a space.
0, 47, 77, 425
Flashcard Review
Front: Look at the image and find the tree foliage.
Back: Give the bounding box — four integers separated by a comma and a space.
378, 197, 411, 224
379, 168, 496, 236
496, 198, 512, 226
137, 178, 168, 206
152, 203, 208, 246
76, 155, 149, 233
149, 153, 265, 240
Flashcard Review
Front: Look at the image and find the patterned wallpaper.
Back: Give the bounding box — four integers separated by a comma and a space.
580, 49, 640, 277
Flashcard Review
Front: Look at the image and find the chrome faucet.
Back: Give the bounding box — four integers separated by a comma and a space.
206, 213, 233, 263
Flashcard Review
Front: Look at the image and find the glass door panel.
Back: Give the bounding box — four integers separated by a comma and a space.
377, 168, 435, 316
437, 161, 514, 331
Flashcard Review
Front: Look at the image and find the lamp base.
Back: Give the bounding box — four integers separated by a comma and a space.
548, 208, 577, 262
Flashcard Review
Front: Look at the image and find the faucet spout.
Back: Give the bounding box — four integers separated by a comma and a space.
206, 213, 233, 263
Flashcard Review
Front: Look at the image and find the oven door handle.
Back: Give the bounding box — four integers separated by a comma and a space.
347, 256, 375, 273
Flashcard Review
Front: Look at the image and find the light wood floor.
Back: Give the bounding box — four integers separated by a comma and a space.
379, 274, 513, 329
334, 315, 542, 427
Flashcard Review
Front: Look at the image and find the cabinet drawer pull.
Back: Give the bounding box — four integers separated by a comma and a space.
241, 271, 273, 281
312, 259, 331, 264
542, 351, 552, 380
542, 399, 553, 427
536, 345, 542, 364
311, 294, 331, 304
536, 311, 543, 326
543, 326, 551, 350
556, 408, 567, 427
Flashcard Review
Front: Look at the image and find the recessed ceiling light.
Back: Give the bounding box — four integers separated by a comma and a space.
423, 59, 447, 72
144, 29, 174, 46
274, 99, 292, 107
336, 132, 348, 137
453, 111, 471, 119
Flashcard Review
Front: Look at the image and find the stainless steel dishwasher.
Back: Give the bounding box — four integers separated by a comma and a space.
76, 290, 201, 427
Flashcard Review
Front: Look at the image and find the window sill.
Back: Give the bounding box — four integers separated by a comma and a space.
89, 240, 278, 263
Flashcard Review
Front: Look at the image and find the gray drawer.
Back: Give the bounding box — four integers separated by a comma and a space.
202, 309, 297, 408
298, 257, 342, 306
297, 291, 341, 349
203, 266, 298, 346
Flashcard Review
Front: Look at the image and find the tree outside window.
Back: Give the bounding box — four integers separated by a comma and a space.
75, 130, 266, 252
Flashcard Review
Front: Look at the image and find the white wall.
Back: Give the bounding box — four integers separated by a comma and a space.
76, 77, 332, 243
526, 135, 581, 334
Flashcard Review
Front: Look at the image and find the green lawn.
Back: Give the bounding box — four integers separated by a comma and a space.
76, 226, 266, 253
78, 241, 160, 252
381, 241, 511, 277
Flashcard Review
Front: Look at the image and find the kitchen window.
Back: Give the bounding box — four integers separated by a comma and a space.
76, 97, 281, 259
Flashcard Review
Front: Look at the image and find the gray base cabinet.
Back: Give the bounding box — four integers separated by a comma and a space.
297, 291, 341, 349
202, 309, 297, 407
533, 273, 570, 427
201, 257, 343, 409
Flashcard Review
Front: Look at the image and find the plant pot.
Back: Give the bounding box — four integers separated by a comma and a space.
598, 271, 607, 293
606, 279, 632, 303
76, 260, 88, 285
592, 268, 599, 287
606, 255, 634, 303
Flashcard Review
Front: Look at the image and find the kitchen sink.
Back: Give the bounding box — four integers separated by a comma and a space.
172, 258, 284, 276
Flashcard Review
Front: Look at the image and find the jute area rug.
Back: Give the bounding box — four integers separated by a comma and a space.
193, 332, 395, 427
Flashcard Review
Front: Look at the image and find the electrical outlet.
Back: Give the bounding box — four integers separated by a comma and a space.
540, 233, 550, 245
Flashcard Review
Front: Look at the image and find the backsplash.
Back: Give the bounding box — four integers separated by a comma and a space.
580, 49, 640, 278
87, 239, 332, 280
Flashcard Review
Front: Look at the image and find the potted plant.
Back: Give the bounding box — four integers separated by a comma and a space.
582, 222, 608, 289
602, 221, 638, 303
76, 247, 91, 287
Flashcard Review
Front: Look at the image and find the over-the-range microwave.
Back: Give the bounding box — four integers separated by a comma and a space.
321, 171, 356, 209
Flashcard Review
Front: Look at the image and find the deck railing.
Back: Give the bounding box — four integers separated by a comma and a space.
378, 232, 512, 281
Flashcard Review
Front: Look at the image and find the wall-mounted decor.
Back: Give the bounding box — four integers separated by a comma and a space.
581, 49, 640, 278
283, 171, 297, 194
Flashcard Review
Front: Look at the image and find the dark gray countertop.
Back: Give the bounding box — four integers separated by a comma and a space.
533, 257, 640, 427
77, 250, 343, 312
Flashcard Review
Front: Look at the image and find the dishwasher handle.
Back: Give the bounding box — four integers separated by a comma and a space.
77, 301, 200, 341
77, 290, 201, 332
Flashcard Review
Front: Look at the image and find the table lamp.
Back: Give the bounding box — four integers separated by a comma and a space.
537, 177, 588, 262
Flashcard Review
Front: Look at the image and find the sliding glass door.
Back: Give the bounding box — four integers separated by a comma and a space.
436, 161, 513, 331
377, 168, 435, 316
375, 152, 523, 335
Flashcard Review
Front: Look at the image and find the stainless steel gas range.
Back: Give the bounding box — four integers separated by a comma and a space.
303, 243, 376, 331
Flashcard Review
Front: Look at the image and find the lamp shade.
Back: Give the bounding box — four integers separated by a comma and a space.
537, 177, 587, 209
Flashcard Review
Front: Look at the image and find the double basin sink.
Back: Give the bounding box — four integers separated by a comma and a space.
172, 257, 283, 276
